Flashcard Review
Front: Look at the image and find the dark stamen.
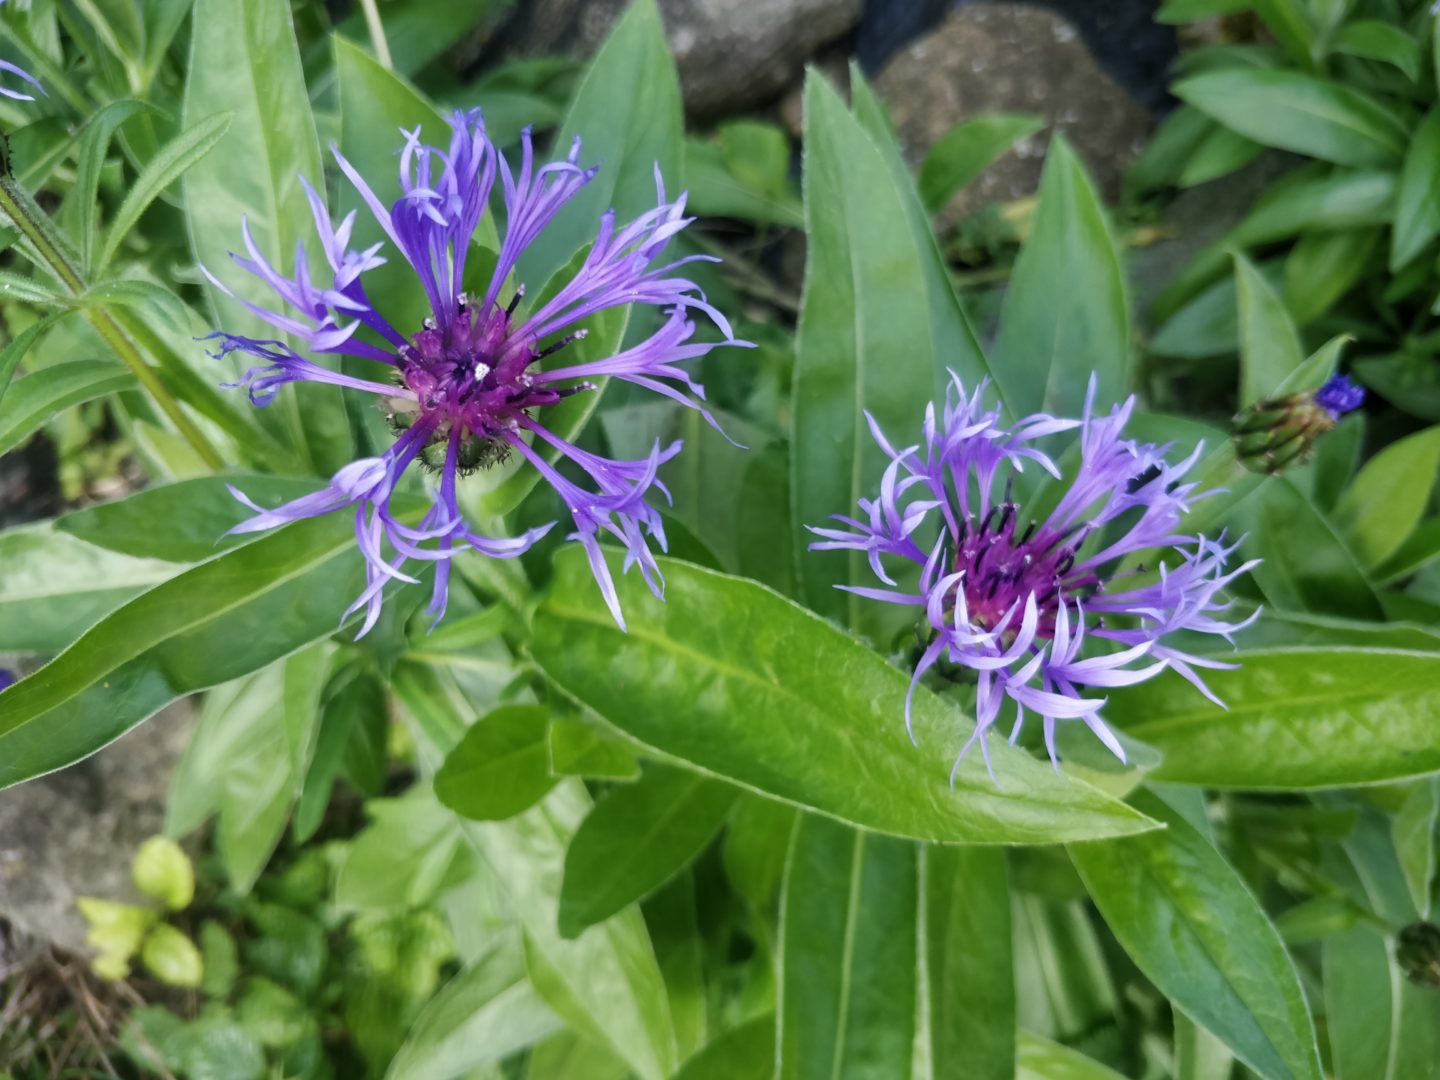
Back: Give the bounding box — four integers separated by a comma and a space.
506, 285, 526, 317
535, 328, 589, 362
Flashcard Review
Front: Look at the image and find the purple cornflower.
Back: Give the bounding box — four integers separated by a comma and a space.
206, 110, 742, 634
1314, 374, 1365, 419
0, 2, 42, 101
811, 375, 1258, 778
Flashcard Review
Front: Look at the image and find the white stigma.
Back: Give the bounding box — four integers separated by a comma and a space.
475, 361, 491, 380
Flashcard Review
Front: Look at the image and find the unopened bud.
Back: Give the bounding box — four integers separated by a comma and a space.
1397, 922, 1440, 989
1232, 375, 1365, 474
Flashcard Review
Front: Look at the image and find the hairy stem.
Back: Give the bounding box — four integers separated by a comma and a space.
0, 171, 226, 470
358, 0, 394, 70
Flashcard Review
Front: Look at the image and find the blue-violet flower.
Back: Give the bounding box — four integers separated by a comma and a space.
810, 375, 1258, 777
206, 110, 741, 634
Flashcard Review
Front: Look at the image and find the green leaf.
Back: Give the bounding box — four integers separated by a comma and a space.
385, 937, 561, 1080
0, 514, 365, 790
1235, 251, 1303, 407
1388, 110, 1440, 275
76, 279, 192, 334
849, 68, 991, 403
793, 71, 990, 628
548, 716, 641, 780
132, 836, 195, 911
1016, 1032, 1129, 1080
1393, 779, 1439, 918
1333, 19, 1421, 81
993, 134, 1129, 418
921, 846, 1014, 1079
1334, 426, 1440, 569
685, 121, 802, 228
165, 644, 330, 891
918, 113, 1044, 212
334, 791, 469, 912
1323, 926, 1440, 1080
199, 921, 239, 999
557, 764, 739, 938
434, 705, 558, 821
141, 924, 204, 989
0, 312, 69, 411
1070, 790, 1322, 1080
643, 873, 706, 1059
518, 0, 683, 287
1108, 648, 1440, 788
1152, 168, 1395, 324
532, 548, 1159, 844
1281, 228, 1379, 325
672, 1016, 775, 1080
0, 523, 182, 653
1179, 124, 1264, 188
294, 667, 388, 843
97, 111, 233, 274
723, 794, 797, 913
333, 0, 501, 77
1174, 68, 1405, 167
56, 474, 323, 562
62, 98, 152, 275
183, 0, 347, 473
461, 780, 679, 1080
777, 815, 917, 1080
1235, 477, 1384, 620
0, 360, 136, 456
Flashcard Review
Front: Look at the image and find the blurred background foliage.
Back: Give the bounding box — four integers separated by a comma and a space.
0, 1, 1439, 1079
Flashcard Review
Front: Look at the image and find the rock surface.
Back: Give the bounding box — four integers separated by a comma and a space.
0, 704, 194, 956
480, 0, 863, 116
872, 3, 1154, 216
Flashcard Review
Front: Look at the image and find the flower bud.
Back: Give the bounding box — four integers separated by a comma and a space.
1232, 375, 1364, 474
1398, 922, 1440, 989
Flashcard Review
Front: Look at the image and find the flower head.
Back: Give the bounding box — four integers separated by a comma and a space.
810, 375, 1257, 778
1313, 373, 1365, 419
1233, 373, 1365, 474
207, 110, 743, 634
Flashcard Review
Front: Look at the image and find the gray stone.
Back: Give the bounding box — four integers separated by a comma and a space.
0, 702, 194, 956
872, 3, 1154, 217
482, 0, 863, 116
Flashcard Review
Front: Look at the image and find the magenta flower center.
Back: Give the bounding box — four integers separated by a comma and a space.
947, 501, 1099, 639
390, 294, 586, 469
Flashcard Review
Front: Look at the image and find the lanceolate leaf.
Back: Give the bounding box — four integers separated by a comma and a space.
461, 781, 679, 1080
97, 111, 234, 273
517, 0, 684, 288
1071, 790, 1323, 1080
921, 845, 1014, 1079
183, 0, 349, 473
531, 548, 1159, 845
778, 815, 917, 1080
1175, 68, 1406, 168
558, 764, 739, 938
0, 515, 366, 789
56, 474, 324, 562
793, 71, 990, 629
1107, 648, 1440, 788
1234, 251, 1303, 407
992, 134, 1130, 419
0, 523, 183, 653
0, 360, 136, 456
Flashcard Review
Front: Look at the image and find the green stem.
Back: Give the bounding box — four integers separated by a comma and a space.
0, 172, 226, 470
358, 0, 394, 70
